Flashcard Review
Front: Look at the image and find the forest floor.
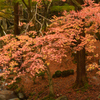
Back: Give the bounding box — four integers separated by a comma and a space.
7, 41, 100, 100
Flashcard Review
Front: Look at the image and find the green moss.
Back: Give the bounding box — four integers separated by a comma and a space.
50, 3, 75, 12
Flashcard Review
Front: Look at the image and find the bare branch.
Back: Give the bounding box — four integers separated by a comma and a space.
47, 0, 52, 14
36, 13, 51, 22
22, 0, 29, 10
71, 0, 82, 10
25, 4, 37, 34
1, 25, 7, 36
0, 11, 12, 15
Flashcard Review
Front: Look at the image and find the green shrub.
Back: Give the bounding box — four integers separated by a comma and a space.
50, 3, 75, 12
52, 69, 74, 78
52, 74, 56, 78
55, 70, 62, 77
52, 70, 62, 78
61, 69, 74, 77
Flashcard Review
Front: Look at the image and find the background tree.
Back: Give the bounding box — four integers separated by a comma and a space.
14, 1, 20, 35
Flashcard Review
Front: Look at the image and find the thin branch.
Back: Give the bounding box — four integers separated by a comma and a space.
36, 13, 51, 22
22, 0, 30, 10
0, 15, 12, 22
35, 18, 43, 36
47, 0, 52, 14
35, 4, 44, 36
71, 0, 82, 10
0, 11, 12, 15
25, 13, 36, 35
0, 11, 24, 16
1, 25, 7, 36
25, 4, 37, 34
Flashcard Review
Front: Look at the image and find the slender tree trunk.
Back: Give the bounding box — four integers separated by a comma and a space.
46, 65, 54, 96
28, 0, 32, 20
0, 25, 3, 48
14, 2, 20, 35
74, 19, 88, 88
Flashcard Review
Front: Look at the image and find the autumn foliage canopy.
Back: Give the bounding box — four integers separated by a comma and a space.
0, 0, 100, 85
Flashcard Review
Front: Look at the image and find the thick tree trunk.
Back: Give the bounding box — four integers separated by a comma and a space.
14, 2, 20, 35
74, 19, 88, 88
74, 47, 88, 88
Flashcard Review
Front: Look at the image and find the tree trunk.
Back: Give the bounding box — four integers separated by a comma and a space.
46, 65, 54, 96
74, 47, 88, 88
74, 19, 88, 88
0, 25, 3, 48
14, 2, 20, 35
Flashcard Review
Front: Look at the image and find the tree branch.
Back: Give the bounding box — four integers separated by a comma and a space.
71, 0, 82, 10
22, 0, 29, 10
36, 13, 51, 22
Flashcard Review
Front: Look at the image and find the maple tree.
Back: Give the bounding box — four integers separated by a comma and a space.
48, 0, 100, 88
0, 0, 100, 97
